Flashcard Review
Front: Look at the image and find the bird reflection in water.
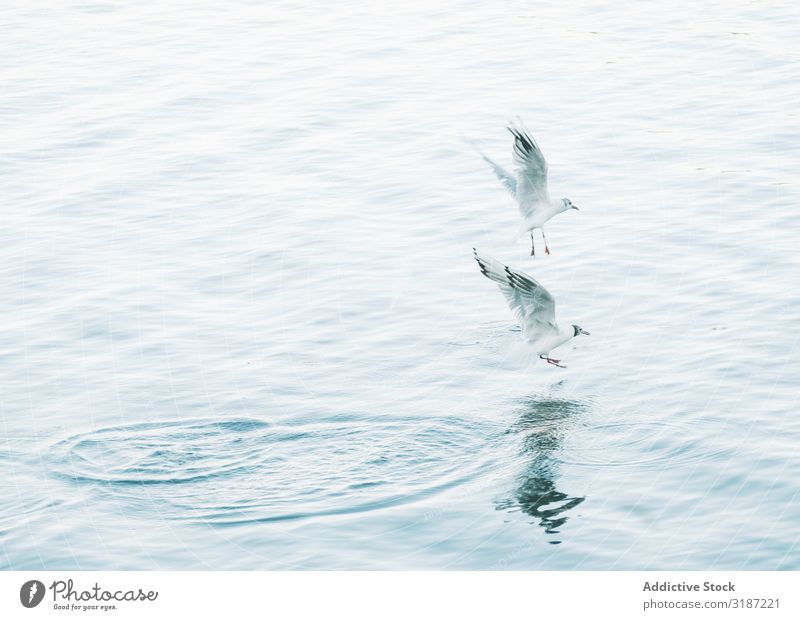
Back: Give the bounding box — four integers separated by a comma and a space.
496, 397, 586, 543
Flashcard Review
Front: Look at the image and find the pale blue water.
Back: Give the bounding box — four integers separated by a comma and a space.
2, 0, 799, 569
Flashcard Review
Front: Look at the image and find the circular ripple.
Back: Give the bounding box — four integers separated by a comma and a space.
51, 419, 272, 484
554, 420, 731, 470
49, 416, 499, 524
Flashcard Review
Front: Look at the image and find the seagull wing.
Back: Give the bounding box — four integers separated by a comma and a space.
473, 249, 556, 337
482, 153, 517, 197
467, 138, 517, 197
508, 121, 549, 215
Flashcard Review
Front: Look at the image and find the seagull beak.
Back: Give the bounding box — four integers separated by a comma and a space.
571, 205, 579, 210
582, 329, 591, 336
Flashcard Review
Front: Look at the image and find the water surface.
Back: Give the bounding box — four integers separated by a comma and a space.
1, 0, 799, 569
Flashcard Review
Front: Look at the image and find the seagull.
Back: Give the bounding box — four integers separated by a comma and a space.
473, 248, 589, 367
476, 120, 578, 257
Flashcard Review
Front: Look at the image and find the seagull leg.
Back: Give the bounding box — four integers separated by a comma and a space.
530, 232, 536, 257
539, 354, 566, 368
542, 229, 551, 255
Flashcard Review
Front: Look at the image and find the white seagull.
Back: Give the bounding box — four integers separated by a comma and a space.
477, 120, 578, 256
473, 248, 589, 367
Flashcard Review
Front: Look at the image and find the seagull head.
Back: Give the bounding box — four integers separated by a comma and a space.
572, 324, 590, 337
562, 198, 579, 211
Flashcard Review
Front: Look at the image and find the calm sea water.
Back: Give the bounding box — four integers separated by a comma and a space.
2, 0, 799, 570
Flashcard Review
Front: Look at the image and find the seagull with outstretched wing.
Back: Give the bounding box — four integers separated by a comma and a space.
476, 120, 578, 257
473, 248, 589, 367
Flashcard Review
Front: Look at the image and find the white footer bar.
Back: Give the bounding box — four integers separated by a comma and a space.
1, 571, 796, 619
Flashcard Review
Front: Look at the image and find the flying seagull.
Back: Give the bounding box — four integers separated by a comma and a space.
476, 120, 578, 256
473, 248, 589, 367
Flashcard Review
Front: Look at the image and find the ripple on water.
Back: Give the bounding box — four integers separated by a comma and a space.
555, 419, 731, 470
49, 416, 499, 525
